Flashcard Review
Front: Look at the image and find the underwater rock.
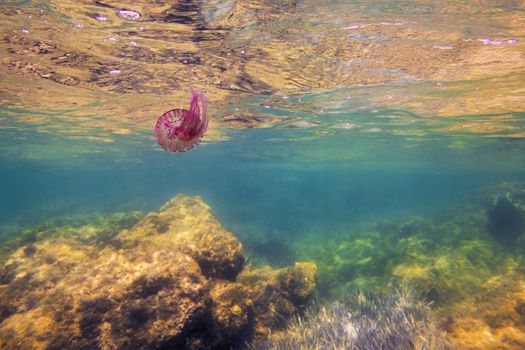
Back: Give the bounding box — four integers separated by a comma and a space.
208, 262, 317, 345
295, 208, 517, 305
237, 262, 317, 337
486, 194, 525, 248
442, 271, 525, 349
390, 238, 516, 305
116, 195, 245, 280
294, 231, 393, 298
210, 281, 253, 344
0, 195, 317, 349
0, 210, 144, 261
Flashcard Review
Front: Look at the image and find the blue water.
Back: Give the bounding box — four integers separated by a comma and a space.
1, 118, 522, 244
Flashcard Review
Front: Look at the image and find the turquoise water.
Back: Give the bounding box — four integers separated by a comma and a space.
1, 89, 524, 241
1, 103, 523, 240
1, 0, 525, 348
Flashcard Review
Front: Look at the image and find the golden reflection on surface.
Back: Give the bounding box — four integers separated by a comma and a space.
0, 0, 524, 144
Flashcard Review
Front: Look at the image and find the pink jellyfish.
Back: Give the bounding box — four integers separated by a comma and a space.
154, 89, 208, 152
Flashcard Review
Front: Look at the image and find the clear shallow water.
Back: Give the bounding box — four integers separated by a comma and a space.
0, 0, 524, 254
1, 94, 524, 242
0, 0, 525, 347
0, 115, 523, 240
1, 91, 524, 239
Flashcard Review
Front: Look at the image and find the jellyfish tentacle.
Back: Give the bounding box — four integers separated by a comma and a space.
178, 89, 207, 140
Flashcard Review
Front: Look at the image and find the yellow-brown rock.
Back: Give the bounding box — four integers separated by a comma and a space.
441, 272, 525, 350
236, 262, 318, 337
0, 195, 317, 349
116, 195, 245, 280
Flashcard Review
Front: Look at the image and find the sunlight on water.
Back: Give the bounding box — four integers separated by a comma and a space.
0, 0, 524, 349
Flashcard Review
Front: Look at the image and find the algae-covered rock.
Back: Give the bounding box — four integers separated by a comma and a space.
295, 203, 518, 305
0, 211, 144, 263
116, 195, 245, 280
208, 262, 317, 345
236, 262, 317, 337
0, 195, 317, 349
210, 281, 253, 343
0, 238, 209, 349
391, 238, 516, 304
290, 183, 525, 349
295, 229, 394, 297
441, 271, 525, 349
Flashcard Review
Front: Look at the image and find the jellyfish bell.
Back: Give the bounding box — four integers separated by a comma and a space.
154, 89, 208, 152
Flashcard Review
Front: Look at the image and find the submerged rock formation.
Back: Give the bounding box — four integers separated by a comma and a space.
442, 270, 525, 349
483, 182, 525, 249
290, 182, 525, 349
0, 195, 317, 349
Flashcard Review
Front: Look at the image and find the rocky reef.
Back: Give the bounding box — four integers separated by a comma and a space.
442, 270, 525, 349
290, 182, 525, 349
0, 195, 317, 349
0, 211, 144, 260
295, 184, 525, 305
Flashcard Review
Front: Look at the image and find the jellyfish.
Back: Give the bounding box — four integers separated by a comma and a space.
154, 89, 208, 152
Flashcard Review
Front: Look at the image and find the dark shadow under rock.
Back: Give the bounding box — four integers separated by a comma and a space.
487, 196, 525, 248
